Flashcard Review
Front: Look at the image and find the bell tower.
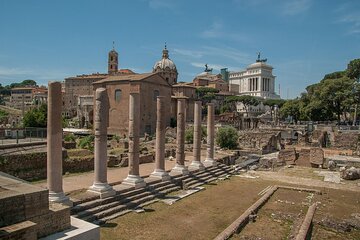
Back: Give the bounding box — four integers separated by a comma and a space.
108, 42, 118, 75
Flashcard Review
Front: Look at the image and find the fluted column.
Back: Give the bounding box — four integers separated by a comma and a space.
189, 101, 205, 170
204, 103, 217, 167
150, 96, 171, 180
47, 81, 72, 206
88, 88, 115, 198
171, 98, 189, 175
122, 92, 146, 188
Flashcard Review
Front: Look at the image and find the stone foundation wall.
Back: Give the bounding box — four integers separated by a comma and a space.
0, 151, 95, 181
31, 203, 71, 238
238, 131, 281, 153
331, 131, 359, 153
0, 220, 37, 240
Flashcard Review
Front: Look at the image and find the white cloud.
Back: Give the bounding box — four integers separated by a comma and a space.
191, 62, 241, 72
200, 20, 249, 42
282, 0, 312, 15
173, 48, 204, 59
202, 46, 252, 64
338, 12, 360, 35
0, 66, 72, 85
201, 21, 223, 38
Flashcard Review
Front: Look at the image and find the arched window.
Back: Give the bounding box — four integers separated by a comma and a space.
115, 89, 122, 102
153, 90, 159, 101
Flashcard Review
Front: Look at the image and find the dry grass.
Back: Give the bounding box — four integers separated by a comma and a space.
100, 176, 360, 240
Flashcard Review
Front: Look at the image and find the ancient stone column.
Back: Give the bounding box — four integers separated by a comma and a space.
204, 103, 217, 167
171, 98, 189, 175
47, 81, 72, 206
150, 96, 171, 181
189, 101, 205, 170
274, 105, 279, 126
122, 92, 146, 188
88, 88, 116, 198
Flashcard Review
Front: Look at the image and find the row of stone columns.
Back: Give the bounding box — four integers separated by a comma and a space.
46, 82, 217, 204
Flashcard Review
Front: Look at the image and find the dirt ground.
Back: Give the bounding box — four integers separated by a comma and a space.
100, 169, 360, 240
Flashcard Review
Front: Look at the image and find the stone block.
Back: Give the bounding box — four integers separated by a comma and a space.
309, 148, 324, 166
296, 148, 311, 167
278, 148, 297, 164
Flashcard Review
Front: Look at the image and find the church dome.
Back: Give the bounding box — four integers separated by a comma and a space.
153, 47, 177, 71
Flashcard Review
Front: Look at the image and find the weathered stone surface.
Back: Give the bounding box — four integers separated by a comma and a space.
278, 148, 297, 163
340, 167, 360, 180
296, 148, 311, 167
309, 148, 324, 165
238, 131, 281, 154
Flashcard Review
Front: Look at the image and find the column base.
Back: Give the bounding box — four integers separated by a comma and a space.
204, 158, 218, 167
150, 169, 171, 181
170, 164, 189, 175
122, 175, 146, 189
49, 191, 73, 207
88, 182, 116, 199
188, 161, 205, 171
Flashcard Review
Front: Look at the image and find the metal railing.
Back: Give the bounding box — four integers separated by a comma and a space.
0, 127, 47, 145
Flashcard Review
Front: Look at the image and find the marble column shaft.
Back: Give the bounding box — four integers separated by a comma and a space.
171, 98, 189, 175
94, 88, 109, 184
47, 81, 71, 205
151, 96, 170, 180
88, 88, 115, 198
176, 99, 186, 165
189, 101, 204, 170
204, 103, 217, 166
123, 92, 146, 188
129, 92, 140, 175
193, 101, 202, 162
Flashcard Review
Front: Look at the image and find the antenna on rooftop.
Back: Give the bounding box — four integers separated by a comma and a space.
165, 42, 167, 50
112, 41, 115, 50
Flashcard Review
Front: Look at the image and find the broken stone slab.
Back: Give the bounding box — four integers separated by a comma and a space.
161, 187, 205, 205
340, 167, 360, 180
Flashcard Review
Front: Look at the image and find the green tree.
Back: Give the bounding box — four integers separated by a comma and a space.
23, 104, 47, 127
0, 109, 9, 124
347, 59, 360, 80
280, 99, 302, 122
21, 79, 37, 86
216, 126, 238, 149
225, 95, 261, 115
185, 126, 207, 144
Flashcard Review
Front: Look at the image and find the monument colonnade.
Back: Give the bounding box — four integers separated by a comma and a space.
46, 81, 217, 204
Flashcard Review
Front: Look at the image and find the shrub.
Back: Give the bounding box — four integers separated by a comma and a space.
185, 126, 207, 144
64, 133, 76, 142
216, 126, 238, 149
78, 135, 95, 151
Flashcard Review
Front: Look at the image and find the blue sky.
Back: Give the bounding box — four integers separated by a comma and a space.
0, 0, 359, 98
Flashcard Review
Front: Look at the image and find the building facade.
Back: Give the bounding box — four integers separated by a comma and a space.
10, 87, 47, 112
63, 47, 135, 118
93, 73, 172, 136
228, 55, 280, 115
229, 60, 279, 99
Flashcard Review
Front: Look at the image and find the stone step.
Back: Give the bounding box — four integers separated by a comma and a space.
74, 190, 153, 219
71, 187, 147, 214
90, 194, 157, 222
